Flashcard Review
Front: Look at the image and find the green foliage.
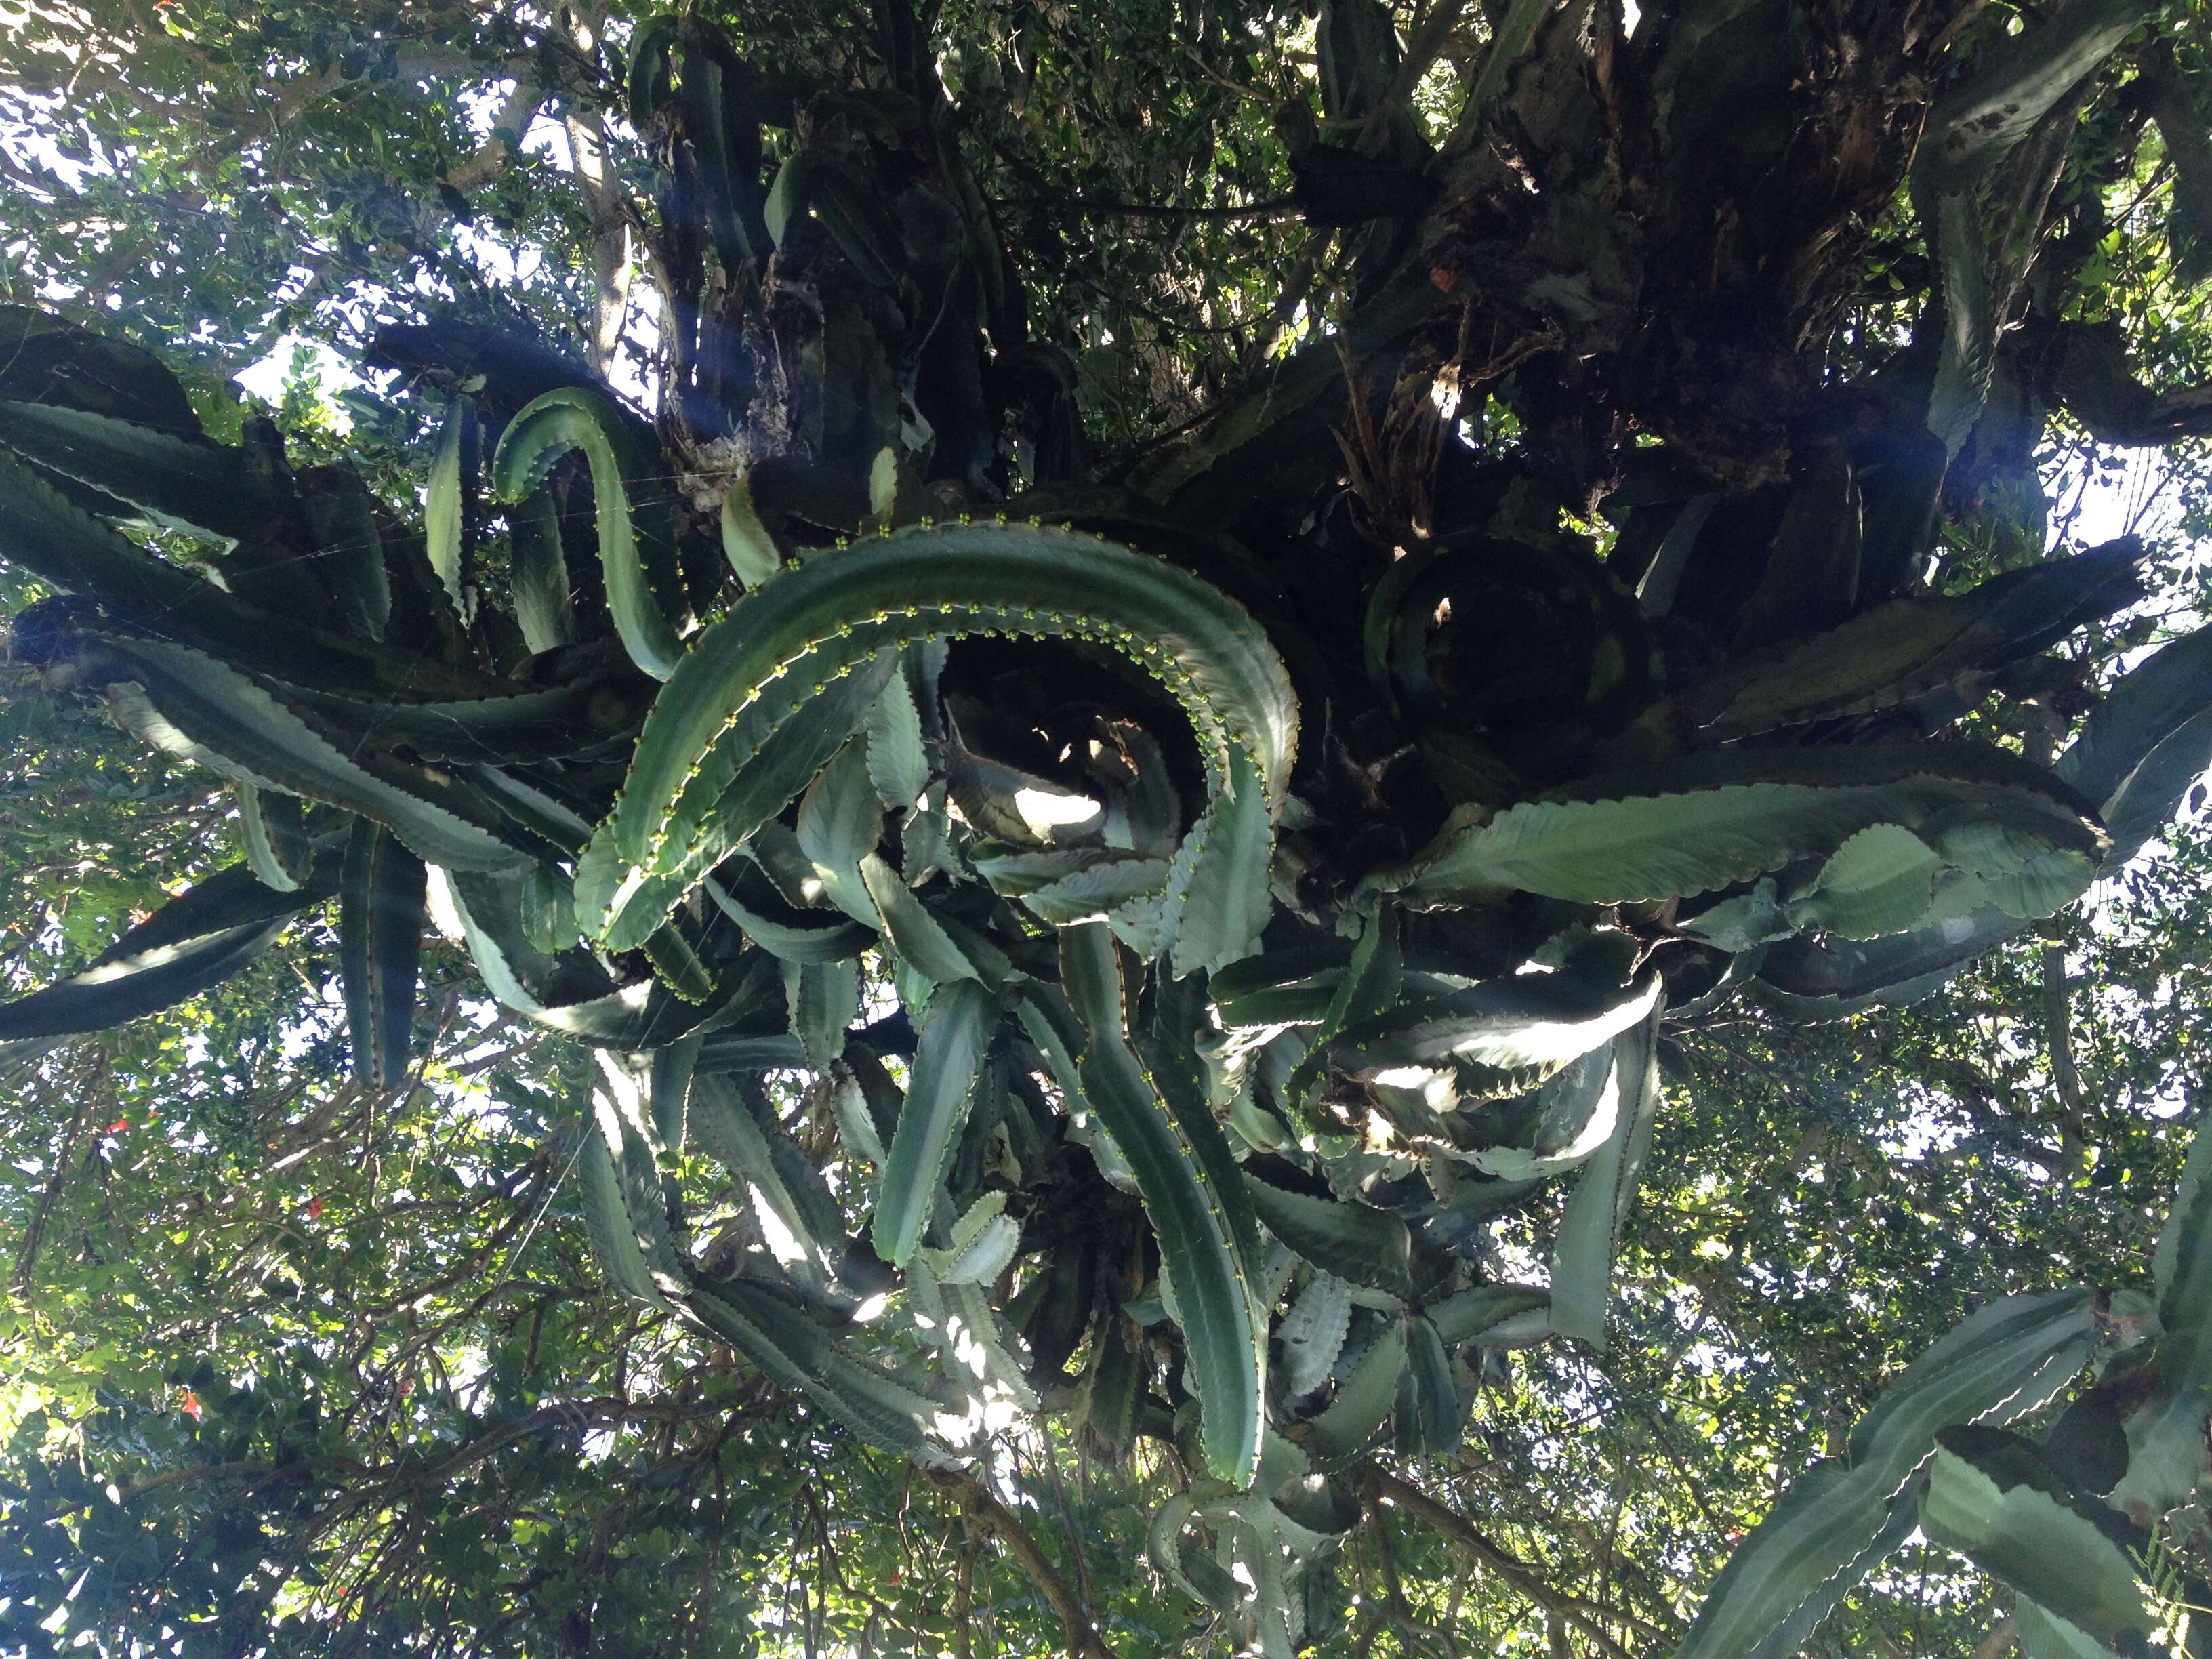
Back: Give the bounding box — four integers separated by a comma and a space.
3, 0, 2212, 1652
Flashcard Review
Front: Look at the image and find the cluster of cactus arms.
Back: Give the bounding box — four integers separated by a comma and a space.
3, 5, 2211, 1653
1679, 1116, 2212, 1659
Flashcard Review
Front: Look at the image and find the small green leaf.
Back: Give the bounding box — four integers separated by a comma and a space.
783, 958, 861, 1073
871, 979, 995, 1267
863, 669, 930, 813
424, 394, 475, 617
720, 480, 782, 587
1788, 824, 1942, 939
1246, 1175, 1413, 1302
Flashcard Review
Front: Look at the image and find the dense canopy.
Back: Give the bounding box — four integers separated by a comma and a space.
2, 1, 2211, 1654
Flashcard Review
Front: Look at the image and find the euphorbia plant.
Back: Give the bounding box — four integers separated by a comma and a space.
4, 2, 2210, 1650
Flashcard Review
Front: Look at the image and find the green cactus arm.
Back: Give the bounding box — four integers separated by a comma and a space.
683, 1276, 957, 1464
2111, 1105, 2212, 1520
1395, 1315, 1465, 1455
783, 958, 861, 1074
1324, 969, 1662, 1092
623, 12, 683, 130
647, 1029, 700, 1149
337, 819, 427, 1091
579, 653, 897, 951
1921, 1426, 2156, 1652
1376, 744, 2104, 909
1061, 920, 1267, 1486
86, 636, 540, 872
703, 867, 876, 964
1547, 1006, 1662, 1349
423, 394, 475, 616
490, 386, 687, 680
863, 670, 929, 812
688, 1073, 848, 1300
1677, 1289, 2097, 1659
1302, 1317, 1410, 1467
1425, 1284, 1550, 1347
795, 737, 886, 926
1277, 1271, 1353, 1397
1245, 1175, 1414, 1301
234, 783, 318, 893
1677, 539, 2146, 742
870, 979, 996, 1267
0, 396, 275, 543
277, 670, 632, 764
0, 448, 508, 701
2060, 622, 2212, 864
435, 868, 716, 1049
577, 1053, 952, 1461
575, 1120, 669, 1308
592, 520, 1296, 970
1759, 627, 2212, 1015
507, 487, 575, 653
0, 859, 333, 1043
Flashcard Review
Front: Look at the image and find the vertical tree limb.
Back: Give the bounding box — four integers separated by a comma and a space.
2039, 943, 2090, 1175
563, 109, 634, 375
928, 1467, 1117, 1659
10, 1050, 100, 1293
1366, 1467, 1659, 1659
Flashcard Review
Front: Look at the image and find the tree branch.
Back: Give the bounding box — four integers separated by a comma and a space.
926, 1467, 1117, 1659
9, 1052, 102, 1294
987, 193, 1298, 222
2039, 943, 2091, 1175
562, 107, 634, 375
2039, 319, 2212, 447
1366, 1467, 1665, 1659
1970, 1614, 2018, 1658
444, 77, 550, 194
